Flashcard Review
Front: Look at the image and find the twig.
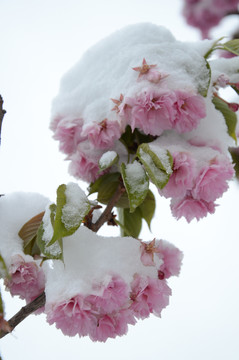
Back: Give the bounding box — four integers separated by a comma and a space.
0, 292, 46, 339
0, 95, 6, 145
90, 184, 125, 232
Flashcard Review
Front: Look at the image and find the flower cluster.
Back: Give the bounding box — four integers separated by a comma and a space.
0, 189, 183, 341
51, 23, 237, 222
0, 192, 49, 306
182, 0, 239, 38
44, 227, 183, 342
5, 254, 45, 304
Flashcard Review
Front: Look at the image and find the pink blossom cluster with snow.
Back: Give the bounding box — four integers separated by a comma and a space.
0, 193, 49, 305
43, 226, 183, 342
154, 133, 234, 222
182, 0, 239, 38
0, 189, 183, 341
50, 23, 238, 222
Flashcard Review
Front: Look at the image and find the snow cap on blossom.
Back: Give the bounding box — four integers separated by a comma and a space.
50, 23, 211, 183
154, 132, 234, 222
0, 192, 50, 302
43, 226, 182, 341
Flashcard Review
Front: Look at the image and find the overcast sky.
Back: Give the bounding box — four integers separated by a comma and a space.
1, 1, 239, 360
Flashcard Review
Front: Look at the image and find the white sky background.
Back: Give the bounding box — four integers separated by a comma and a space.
1, 1, 239, 359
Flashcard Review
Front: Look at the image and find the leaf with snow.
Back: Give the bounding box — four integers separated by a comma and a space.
36, 204, 63, 260
89, 172, 129, 208
98, 151, 119, 171
219, 39, 239, 56
48, 184, 91, 246
198, 59, 211, 97
121, 161, 149, 213
137, 143, 173, 189
212, 96, 237, 143
0, 254, 8, 279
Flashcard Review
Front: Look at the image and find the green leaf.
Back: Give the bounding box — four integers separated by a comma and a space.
229, 147, 239, 179
18, 211, 44, 257
99, 151, 119, 171
138, 190, 156, 229
121, 161, 149, 213
204, 37, 224, 59
36, 221, 63, 260
48, 183, 91, 246
120, 125, 156, 154
0, 254, 8, 280
198, 59, 211, 97
117, 207, 142, 238
219, 39, 239, 56
137, 143, 173, 189
89, 172, 129, 208
212, 96, 237, 142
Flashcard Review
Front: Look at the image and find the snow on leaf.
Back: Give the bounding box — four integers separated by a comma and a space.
99, 151, 119, 171
121, 161, 149, 213
48, 183, 91, 247
137, 143, 173, 189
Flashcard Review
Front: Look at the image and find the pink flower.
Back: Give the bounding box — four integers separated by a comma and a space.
140, 239, 161, 266
228, 103, 239, 112
216, 74, 230, 88
132, 58, 168, 84
156, 240, 183, 278
53, 117, 85, 154
160, 151, 196, 198
170, 194, 216, 222
127, 90, 176, 136
88, 310, 136, 342
192, 157, 235, 202
6, 255, 45, 303
172, 91, 206, 133
183, 0, 239, 38
86, 276, 129, 313
82, 119, 122, 149
68, 141, 104, 183
47, 295, 96, 337
130, 275, 171, 319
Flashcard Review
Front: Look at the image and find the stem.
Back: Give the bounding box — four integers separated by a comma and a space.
90, 183, 125, 232
0, 292, 46, 339
0, 95, 6, 145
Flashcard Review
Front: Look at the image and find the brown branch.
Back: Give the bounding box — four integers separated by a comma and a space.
0, 95, 6, 145
89, 183, 125, 233
0, 292, 46, 339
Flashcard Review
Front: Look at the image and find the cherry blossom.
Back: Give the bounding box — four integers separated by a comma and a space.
6, 255, 45, 303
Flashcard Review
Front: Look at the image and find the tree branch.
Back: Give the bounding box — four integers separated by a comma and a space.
0, 292, 46, 339
0, 95, 6, 145
89, 183, 125, 232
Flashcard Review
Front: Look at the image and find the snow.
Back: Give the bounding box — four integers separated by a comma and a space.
61, 182, 90, 230
139, 148, 169, 185
0, 192, 50, 266
43, 226, 161, 304
99, 151, 118, 169
42, 205, 62, 257
51, 23, 210, 130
